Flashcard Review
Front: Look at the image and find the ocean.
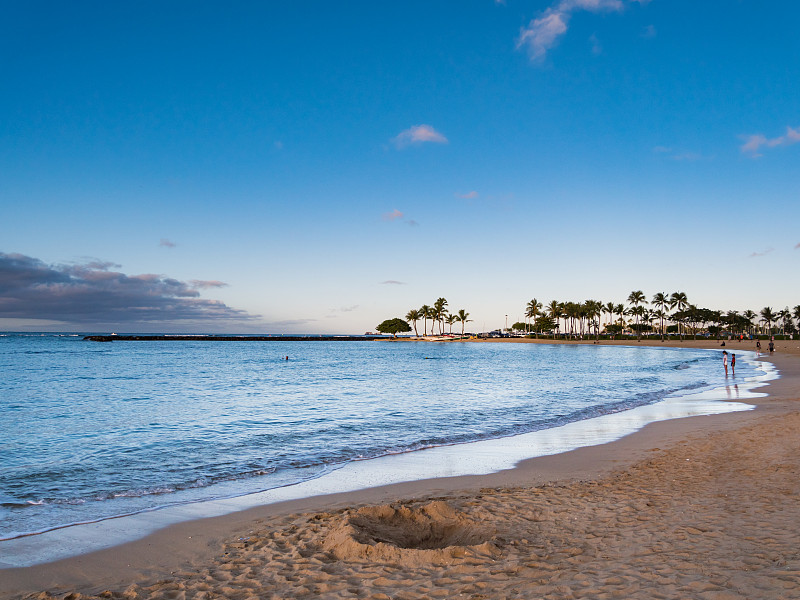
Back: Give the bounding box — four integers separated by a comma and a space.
0, 334, 766, 542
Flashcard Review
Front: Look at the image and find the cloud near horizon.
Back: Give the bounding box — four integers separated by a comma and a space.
740, 126, 800, 157
380, 280, 406, 285
392, 124, 448, 148
517, 0, 643, 62
0, 252, 256, 326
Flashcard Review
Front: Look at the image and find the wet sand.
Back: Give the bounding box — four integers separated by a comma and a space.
3, 339, 799, 599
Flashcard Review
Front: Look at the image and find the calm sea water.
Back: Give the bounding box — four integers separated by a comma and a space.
0, 334, 759, 540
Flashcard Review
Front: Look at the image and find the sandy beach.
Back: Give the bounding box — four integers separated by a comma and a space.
3, 339, 799, 599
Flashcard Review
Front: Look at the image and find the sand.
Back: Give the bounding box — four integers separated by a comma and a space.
3, 339, 799, 600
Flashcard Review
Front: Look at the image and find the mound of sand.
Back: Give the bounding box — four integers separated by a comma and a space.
323, 500, 498, 565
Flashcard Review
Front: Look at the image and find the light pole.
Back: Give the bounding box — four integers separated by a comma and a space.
505, 314, 508, 331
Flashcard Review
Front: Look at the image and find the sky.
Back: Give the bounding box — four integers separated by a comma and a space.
1, 0, 799, 333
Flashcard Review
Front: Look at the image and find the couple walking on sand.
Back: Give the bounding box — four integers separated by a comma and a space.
723, 350, 735, 376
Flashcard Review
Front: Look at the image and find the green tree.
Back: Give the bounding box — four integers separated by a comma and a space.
584, 299, 602, 340
614, 303, 626, 336
456, 309, 472, 338
652, 292, 669, 341
670, 291, 688, 340
627, 290, 647, 341
420, 304, 432, 336
433, 297, 448, 335
531, 314, 556, 334
376, 318, 412, 337
405, 308, 422, 337
547, 300, 562, 339
525, 298, 542, 334
760, 306, 776, 336
603, 302, 616, 334
445, 313, 458, 333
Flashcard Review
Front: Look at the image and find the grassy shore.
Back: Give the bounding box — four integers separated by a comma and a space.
3, 340, 799, 599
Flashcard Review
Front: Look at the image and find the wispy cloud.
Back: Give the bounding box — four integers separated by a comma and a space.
517, 0, 652, 62
330, 305, 360, 313
381, 280, 406, 285
392, 124, 448, 148
795, 242, 800, 250
589, 33, 602, 55
382, 209, 419, 227
159, 238, 176, 248
189, 280, 229, 289
456, 191, 479, 199
382, 209, 404, 221
741, 126, 800, 157
749, 248, 774, 258
0, 252, 256, 326
641, 24, 656, 38
517, 0, 625, 62
653, 146, 709, 161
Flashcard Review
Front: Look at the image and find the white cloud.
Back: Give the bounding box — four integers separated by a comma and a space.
641, 24, 656, 38
159, 238, 176, 248
392, 124, 449, 148
517, 0, 638, 62
380, 280, 406, 285
517, 9, 569, 62
741, 126, 800, 157
457, 191, 479, 199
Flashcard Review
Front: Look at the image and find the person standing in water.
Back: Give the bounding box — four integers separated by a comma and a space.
723, 350, 729, 376
731, 353, 736, 376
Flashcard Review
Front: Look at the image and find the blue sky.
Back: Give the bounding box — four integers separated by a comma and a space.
1, 0, 798, 333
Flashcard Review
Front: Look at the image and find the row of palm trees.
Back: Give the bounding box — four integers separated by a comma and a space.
522, 292, 800, 341
405, 298, 472, 337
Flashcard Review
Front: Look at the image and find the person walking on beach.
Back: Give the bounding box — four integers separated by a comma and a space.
731, 354, 736, 376
723, 350, 728, 376
769, 340, 775, 354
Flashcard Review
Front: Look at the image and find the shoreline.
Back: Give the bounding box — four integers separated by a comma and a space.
2, 341, 799, 598
0, 350, 769, 566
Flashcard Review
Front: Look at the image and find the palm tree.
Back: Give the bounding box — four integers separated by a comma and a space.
778, 308, 791, 336
433, 297, 448, 335
420, 304, 432, 336
547, 300, 562, 339
670, 291, 688, 340
584, 299, 602, 340
456, 309, 472, 338
652, 292, 669, 341
603, 301, 615, 334
627, 290, 647, 341
405, 308, 422, 337
760, 306, 776, 336
614, 303, 626, 336
525, 298, 542, 334
445, 313, 458, 334
793, 306, 800, 333
743, 309, 757, 337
